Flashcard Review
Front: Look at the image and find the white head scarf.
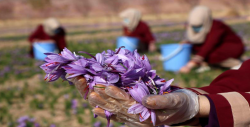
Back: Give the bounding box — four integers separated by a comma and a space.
187, 6, 213, 44
43, 18, 61, 36
119, 8, 141, 31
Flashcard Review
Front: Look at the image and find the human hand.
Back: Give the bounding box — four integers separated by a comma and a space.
90, 85, 200, 126
66, 75, 89, 99
149, 42, 156, 52
179, 61, 197, 73
179, 66, 191, 73
89, 85, 154, 127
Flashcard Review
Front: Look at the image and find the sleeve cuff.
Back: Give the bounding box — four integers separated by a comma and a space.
203, 92, 250, 127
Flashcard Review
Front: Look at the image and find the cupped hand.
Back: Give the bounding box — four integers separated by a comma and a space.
90, 86, 199, 126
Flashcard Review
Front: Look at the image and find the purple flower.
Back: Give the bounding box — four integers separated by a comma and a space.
94, 105, 99, 118
60, 48, 78, 61
64, 94, 69, 99
17, 116, 39, 127
17, 122, 26, 127
105, 110, 113, 127
71, 99, 78, 114
50, 124, 56, 127
40, 47, 173, 127
17, 116, 29, 123
159, 79, 174, 95
63, 59, 89, 79
128, 83, 156, 125
109, 123, 114, 127
82, 102, 88, 108
93, 121, 102, 127
34, 123, 40, 127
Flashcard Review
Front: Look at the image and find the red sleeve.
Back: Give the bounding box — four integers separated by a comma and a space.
196, 26, 225, 59
55, 35, 66, 52
142, 23, 155, 43
123, 27, 127, 35
28, 25, 43, 43
187, 59, 250, 95
53, 28, 67, 52
204, 92, 250, 127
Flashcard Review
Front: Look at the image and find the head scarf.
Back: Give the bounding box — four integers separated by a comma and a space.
119, 8, 141, 31
43, 18, 61, 36
187, 6, 213, 44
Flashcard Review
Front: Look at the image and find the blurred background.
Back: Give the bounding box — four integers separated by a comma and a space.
1, 0, 250, 127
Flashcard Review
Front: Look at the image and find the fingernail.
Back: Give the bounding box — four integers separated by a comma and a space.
142, 96, 157, 109
106, 86, 129, 100
89, 92, 107, 105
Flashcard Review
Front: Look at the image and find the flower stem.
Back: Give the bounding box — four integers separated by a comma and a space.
120, 63, 128, 70
93, 86, 106, 89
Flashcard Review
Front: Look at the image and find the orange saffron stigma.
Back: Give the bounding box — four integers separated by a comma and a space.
163, 92, 169, 94
139, 113, 143, 119
49, 75, 56, 81
83, 85, 89, 92
161, 80, 166, 82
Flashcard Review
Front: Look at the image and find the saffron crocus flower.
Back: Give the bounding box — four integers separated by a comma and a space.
159, 79, 174, 95
105, 110, 113, 127
71, 99, 78, 114
128, 82, 156, 126
50, 124, 56, 127
40, 47, 173, 127
93, 121, 102, 127
60, 48, 78, 61
94, 105, 99, 118
63, 59, 89, 79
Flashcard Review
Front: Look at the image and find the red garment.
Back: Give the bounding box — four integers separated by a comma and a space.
123, 21, 155, 44
187, 59, 250, 126
28, 25, 67, 57
192, 20, 244, 64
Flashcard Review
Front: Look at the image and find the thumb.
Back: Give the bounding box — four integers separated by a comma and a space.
142, 93, 186, 109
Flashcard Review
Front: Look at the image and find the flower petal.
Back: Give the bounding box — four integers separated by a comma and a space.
128, 103, 144, 114
139, 108, 150, 122
150, 110, 156, 126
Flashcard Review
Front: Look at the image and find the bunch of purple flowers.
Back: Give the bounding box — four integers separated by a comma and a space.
40, 47, 174, 126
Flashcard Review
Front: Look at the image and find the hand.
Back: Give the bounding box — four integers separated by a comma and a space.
66, 75, 89, 99
149, 42, 156, 52
89, 85, 154, 127
142, 89, 200, 125
179, 61, 197, 73
179, 66, 191, 73
89, 86, 200, 126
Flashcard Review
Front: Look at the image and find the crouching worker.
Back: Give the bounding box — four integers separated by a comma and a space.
28, 18, 67, 58
119, 8, 156, 53
180, 6, 244, 73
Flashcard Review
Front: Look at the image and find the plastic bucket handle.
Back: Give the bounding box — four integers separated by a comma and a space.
160, 44, 183, 61
122, 37, 137, 49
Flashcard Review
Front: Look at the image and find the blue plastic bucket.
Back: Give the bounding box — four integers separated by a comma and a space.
117, 36, 139, 52
160, 44, 192, 72
33, 42, 58, 60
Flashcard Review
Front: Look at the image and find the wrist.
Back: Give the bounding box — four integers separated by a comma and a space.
196, 95, 210, 117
